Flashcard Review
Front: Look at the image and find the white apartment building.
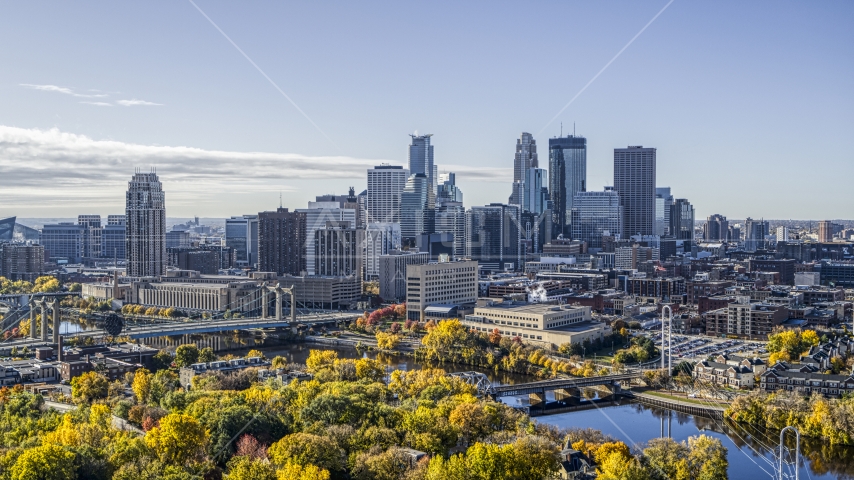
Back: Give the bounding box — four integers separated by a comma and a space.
367, 165, 409, 224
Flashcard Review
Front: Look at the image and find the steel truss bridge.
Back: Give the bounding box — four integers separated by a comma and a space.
450, 371, 642, 398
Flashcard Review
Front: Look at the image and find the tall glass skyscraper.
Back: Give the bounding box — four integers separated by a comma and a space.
614, 146, 656, 237
669, 198, 695, 241
548, 135, 586, 236
408, 133, 435, 206
126, 171, 166, 277
655, 187, 673, 236
400, 173, 434, 240
509, 132, 538, 206
571, 188, 623, 249
524, 168, 549, 215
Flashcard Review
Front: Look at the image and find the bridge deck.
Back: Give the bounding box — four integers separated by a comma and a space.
490, 373, 640, 397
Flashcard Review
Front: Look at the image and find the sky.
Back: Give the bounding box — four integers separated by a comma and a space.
1, 1, 852, 220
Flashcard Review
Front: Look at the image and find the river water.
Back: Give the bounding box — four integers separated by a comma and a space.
245, 342, 854, 480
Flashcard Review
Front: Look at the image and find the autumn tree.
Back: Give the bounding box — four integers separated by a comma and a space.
268, 432, 345, 475
132, 368, 152, 404
225, 455, 277, 480
71, 371, 109, 403
199, 347, 216, 363
375, 331, 401, 350
10, 444, 77, 480
144, 413, 209, 465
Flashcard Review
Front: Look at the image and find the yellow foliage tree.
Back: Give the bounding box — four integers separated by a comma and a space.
306, 350, 338, 373
375, 332, 401, 350
144, 413, 209, 465
132, 368, 152, 404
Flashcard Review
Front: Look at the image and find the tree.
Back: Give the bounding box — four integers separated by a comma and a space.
306, 350, 338, 373
376, 332, 401, 350
268, 433, 345, 475
354, 358, 385, 382
132, 368, 152, 404
276, 460, 331, 480
198, 347, 216, 363
71, 371, 109, 403
10, 444, 77, 480
488, 328, 502, 345
174, 344, 200, 368
33, 276, 61, 293
225, 456, 277, 480
246, 349, 266, 360
152, 350, 174, 370
67, 282, 82, 292
144, 413, 209, 465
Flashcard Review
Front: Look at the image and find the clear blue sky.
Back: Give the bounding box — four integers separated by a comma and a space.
1, 1, 852, 220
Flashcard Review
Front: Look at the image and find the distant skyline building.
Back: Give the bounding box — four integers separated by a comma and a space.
775, 225, 789, 242
297, 204, 357, 276
101, 215, 126, 262
548, 135, 586, 236
0, 217, 14, 242
614, 146, 656, 237
314, 220, 363, 277
509, 132, 538, 206
743, 217, 769, 252
40, 223, 84, 263
434, 201, 466, 259
366, 165, 408, 224
225, 215, 259, 268
655, 187, 673, 236
126, 172, 166, 277
669, 198, 695, 241
524, 168, 549, 215
704, 214, 728, 242
400, 173, 434, 241
571, 188, 623, 250
78, 214, 102, 260
257, 207, 307, 276
408, 133, 435, 207
364, 222, 402, 280
465, 203, 521, 272
818, 220, 833, 242
437, 172, 463, 206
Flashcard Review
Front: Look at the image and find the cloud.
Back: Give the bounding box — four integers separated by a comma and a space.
20, 84, 108, 98
0, 126, 510, 214
80, 101, 113, 107
116, 99, 163, 106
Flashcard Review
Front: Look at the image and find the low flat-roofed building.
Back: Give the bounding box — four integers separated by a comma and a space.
179, 356, 269, 389
461, 301, 606, 346
0, 360, 59, 386
277, 274, 362, 310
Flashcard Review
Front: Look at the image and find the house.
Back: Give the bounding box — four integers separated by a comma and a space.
557, 448, 594, 479
714, 354, 766, 375
760, 367, 854, 398
693, 360, 755, 389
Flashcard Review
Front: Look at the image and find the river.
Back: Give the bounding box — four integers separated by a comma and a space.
245, 342, 854, 480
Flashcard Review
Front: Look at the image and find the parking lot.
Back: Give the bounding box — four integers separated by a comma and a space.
645, 333, 767, 361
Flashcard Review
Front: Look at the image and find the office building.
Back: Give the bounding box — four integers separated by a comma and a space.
416, 232, 454, 261
747, 258, 796, 285
297, 204, 357, 276
366, 165, 408, 223
257, 208, 307, 276
744, 217, 769, 252
548, 135, 586, 236
670, 198, 695, 241
166, 231, 190, 249
704, 214, 728, 242
364, 222, 402, 280
225, 215, 259, 269
400, 173, 434, 241
0, 244, 44, 281
625, 277, 685, 300
40, 223, 84, 263
277, 274, 362, 310
434, 202, 466, 259
614, 146, 656, 237
818, 220, 834, 242
615, 245, 659, 270
704, 298, 787, 339
462, 302, 605, 346
378, 250, 429, 302
436, 172, 463, 206
314, 221, 363, 277
523, 168, 549, 215
570, 188, 622, 249
167, 248, 220, 275
509, 132, 538, 206
408, 133, 435, 205
126, 172, 166, 277
77, 215, 102, 260
466, 203, 522, 272
775, 226, 789, 242
819, 263, 854, 287
0, 217, 14, 242
654, 188, 673, 236
100, 216, 126, 262
405, 259, 478, 321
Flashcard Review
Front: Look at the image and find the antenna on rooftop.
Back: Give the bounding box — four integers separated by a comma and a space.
560, 122, 563, 137
574, 122, 576, 136
279, 191, 282, 208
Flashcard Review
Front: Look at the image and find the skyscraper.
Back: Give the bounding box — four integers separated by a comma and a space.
743, 217, 769, 252
548, 135, 586, 236
509, 132, 538, 206
817, 220, 833, 242
126, 172, 166, 277
703, 214, 728, 242
225, 215, 259, 268
465, 203, 521, 272
437, 172, 463, 206
614, 146, 656, 237
654, 187, 673, 236
366, 165, 409, 223
571, 188, 623, 249
524, 168, 549, 215
400, 173, 434, 241
78, 215, 102, 260
408, 133, 435, 205
315, 221, 363, 277
257, 208, 307, 275
364, 222, 402, 280
434, 201, 466, 259
297, 203, 357, 275
669, 198, 695, 241
101, 215, 126, 262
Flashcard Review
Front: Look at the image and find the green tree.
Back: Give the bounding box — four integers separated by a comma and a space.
198, 347, 216, 363
11, 444, 77, 480
70, 371, 109, 403
268, 433, 345, 475
225, 456, 277, 480
174, 344, 200, 368
144, 414, 209, 466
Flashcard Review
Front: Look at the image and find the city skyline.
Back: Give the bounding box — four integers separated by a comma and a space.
1, 2, 852, 219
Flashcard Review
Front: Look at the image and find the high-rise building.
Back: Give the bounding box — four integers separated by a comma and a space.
0, 244, 44, 281
315, 221, 363, 277
408, 133, 435, 198
704, 214, 728, 242
434, 201, 466, 259
571, 188, 623, 250
0, 217, 14, 242
509, 132, 538, 206
548, 135, 586, 236
78, 215, 102, 260
366, 165, 408, 223
775, 226, 789, 242
437, 172, 463, 206
101, 216, 126, 263
400, 173, 434, 241
356, 190, 368, 229
378, 250, 430, 302
817, 220, 833, 242
405, 259, 478, 321
744, 217, 769, 252
363, 222, 402, 280
257, 208, 307, 276
297, 204, 357, 275
669, 198, 695, 241
615, 245, 659, 270
654, 188, 673, 236
465, 203, 521, 272
225, 215, 259, 268
524, 168, 549, 215
614, 146, 656, 237
126, 172, 166, 277
40, 223, 85, 263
